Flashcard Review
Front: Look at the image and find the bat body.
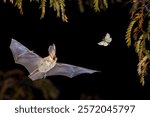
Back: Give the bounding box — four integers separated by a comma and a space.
10, 39, 99, 80
98, 33, 112, 46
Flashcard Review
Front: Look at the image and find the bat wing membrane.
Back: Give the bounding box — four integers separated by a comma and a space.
10, 39, 42, 73
46, 63, 99, 78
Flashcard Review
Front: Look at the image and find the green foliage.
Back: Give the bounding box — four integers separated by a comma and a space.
49, 0, 67, 22
125, 0, 150, 85
40, 0, 46, 19
77, 0, 84, 13
3, 0, 113, 22
125, 20, 136, 47
15, 0, 23, 14
93, 0, 101, 12
3, 0, 123, 22
4, 0, 67, 22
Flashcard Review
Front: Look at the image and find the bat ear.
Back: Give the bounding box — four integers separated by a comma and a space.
48, 44, 56, 57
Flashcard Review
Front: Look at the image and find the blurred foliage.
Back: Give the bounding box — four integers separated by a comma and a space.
0, 69, 59, 99
2, 0, 150, 85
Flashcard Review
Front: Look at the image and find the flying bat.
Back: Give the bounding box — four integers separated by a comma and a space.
10, 39, 99, 81
98, 33, 112, 46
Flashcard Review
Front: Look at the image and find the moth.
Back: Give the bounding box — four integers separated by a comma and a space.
10, 39, 99, 81
98, 33, 112, 46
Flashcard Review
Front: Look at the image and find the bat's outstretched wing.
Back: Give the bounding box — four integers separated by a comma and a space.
10, 39, 42, 73
46, 63, 100, 78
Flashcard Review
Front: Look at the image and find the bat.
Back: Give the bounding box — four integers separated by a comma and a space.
10, 39, 100, 81
98, 33, 112, 46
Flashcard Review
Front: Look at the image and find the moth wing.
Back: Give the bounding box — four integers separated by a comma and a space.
105, 33, 110, 39
105, 37, 112, 43
105, 33, 112, 43
103, 42, 109, 46
98, 41, 104, 46
98, 41, 108, 46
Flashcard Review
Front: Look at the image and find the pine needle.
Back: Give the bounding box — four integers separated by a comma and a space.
15, 0, 23, 15
135, 34, 143, 53
125, 20, 136, 47
58, 0, 68, 22
49, 0, 54, 7
40, 0, 46, 19
77, 0, 84, 13
93, 0, 100, 12
103, 0, 108, 8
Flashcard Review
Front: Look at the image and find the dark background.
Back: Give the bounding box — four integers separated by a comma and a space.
0, 1, 150, 99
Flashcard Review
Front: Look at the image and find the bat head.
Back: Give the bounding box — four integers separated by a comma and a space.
38, 44, 57, 73
48, 44, 56, 60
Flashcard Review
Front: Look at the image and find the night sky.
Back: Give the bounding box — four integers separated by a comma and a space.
0, 1, 150, 99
